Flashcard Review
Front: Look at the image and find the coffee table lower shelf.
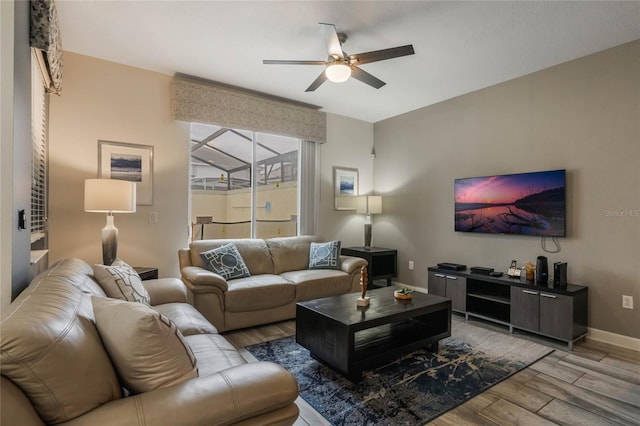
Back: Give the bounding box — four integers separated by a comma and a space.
296, 289, 452, 381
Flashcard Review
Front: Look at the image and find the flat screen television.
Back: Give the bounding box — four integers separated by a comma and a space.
454, 169, 566, 236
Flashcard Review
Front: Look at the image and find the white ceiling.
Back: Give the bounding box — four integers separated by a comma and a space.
56, 1, 640, 123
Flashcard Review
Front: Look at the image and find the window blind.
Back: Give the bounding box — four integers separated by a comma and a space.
31, 51, 48, 243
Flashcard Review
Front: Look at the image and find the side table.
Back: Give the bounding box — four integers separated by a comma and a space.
341, 247, 397, 288
134, 267, 158, 281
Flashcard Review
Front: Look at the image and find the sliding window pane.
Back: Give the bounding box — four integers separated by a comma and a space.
190, 124, 252, 239
190, 124, 299, 240
254, 133, 299, 239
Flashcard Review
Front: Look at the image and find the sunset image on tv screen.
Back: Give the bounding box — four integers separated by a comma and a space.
454, 170, 566, 236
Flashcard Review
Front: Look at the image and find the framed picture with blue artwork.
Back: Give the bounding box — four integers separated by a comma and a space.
98, 140, 154, 205
333, 166, 358, 210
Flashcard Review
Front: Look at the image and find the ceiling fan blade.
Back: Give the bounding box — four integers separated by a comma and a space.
263, 60, 326, 65
305, 71, 328, 92
350, 45, 415, 65
350, 66, 386, 89
319, 22, 344, 59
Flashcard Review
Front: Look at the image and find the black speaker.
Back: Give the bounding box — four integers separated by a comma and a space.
554, 262, 567, 287
536, 256, 548, 284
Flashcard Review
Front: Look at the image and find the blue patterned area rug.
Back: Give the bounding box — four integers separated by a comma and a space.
246, 319, 553, 426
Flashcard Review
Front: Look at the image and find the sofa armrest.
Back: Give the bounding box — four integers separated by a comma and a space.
142, 278, 188, 305
181, 266, 229, 292
178, 248, 192, 269
58, 362, 299, 426
1, 377, 45, 426
340, 255, 368, 274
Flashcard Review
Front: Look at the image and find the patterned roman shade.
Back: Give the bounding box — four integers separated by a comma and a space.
30, 0, 63, 94
171, 74, 327, 143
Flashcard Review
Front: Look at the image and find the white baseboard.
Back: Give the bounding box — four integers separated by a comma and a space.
390, 281, 428, 293
393, 281, 640, 353
587, 327, 640, 352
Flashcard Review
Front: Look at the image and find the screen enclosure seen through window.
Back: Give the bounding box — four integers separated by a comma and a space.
190, 123, 300, 240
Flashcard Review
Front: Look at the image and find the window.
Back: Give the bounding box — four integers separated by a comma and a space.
31, 50, 48, 250
190, 124, 300, 240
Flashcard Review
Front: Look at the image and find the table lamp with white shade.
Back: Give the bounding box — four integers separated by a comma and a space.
357, 195, 382, 248
84, 178, 136, 265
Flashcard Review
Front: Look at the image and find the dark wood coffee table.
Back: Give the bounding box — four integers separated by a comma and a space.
296, 287, 452, 381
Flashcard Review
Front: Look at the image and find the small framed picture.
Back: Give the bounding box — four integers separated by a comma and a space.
333, 166, 358, 210
98, 140, 154, 205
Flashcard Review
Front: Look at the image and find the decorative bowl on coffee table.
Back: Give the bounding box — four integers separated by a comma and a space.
394, 288, 413, 300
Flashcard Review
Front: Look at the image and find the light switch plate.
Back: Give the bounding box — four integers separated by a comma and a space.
622, 295, 634, 310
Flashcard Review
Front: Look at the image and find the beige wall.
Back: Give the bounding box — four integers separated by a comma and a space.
318, 113, 375, 245
373, 41, 640, 339
1, 0, 15, 309
49, 52, 190, 278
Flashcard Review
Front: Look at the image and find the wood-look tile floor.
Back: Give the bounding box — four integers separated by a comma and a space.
223, 317, 640, 426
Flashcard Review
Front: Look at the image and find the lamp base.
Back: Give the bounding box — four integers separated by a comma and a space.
102, 214, 118, 266
364, 223, 372, 247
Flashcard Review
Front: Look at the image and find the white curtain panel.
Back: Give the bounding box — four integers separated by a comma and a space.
299, 140, 319, 235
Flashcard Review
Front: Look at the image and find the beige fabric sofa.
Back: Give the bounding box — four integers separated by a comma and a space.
1, 258, 299, 426
179, 236, 368, 332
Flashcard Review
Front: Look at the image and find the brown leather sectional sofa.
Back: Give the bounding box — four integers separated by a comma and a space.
179, 235, 368, 332
1, 258, 299, 425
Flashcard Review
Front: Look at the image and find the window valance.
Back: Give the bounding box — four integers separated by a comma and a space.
170, 74, 326, 143
30, 0, 63, 94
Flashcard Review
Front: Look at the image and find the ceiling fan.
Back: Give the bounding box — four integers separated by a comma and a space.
263, 23, 415, 92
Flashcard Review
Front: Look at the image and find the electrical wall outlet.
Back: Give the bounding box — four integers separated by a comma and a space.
408, 261, 414, 270
622, 295, 634, 310
149, 211, 158, 223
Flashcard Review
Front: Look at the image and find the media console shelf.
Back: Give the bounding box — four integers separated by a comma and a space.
428, 266, 588, 349
466, 279, 511, 325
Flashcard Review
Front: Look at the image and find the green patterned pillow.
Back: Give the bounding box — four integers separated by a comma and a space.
309, 240, 341, 270
199, 243, 251, 280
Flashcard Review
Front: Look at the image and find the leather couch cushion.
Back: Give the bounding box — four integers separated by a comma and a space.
153, 302, 218, 336
190, 239, 274, 275
266, 235, 317, 274
184, 334, 246, 377
93, 263, 151, 304
225, 275, 295, 312
92, 297, 198, 394
0, 263, 121, 424
50, 257, 108, 297
1, 376, 46, 426
281, 269, 352, 301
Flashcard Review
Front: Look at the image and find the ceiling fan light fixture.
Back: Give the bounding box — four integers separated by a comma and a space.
325, 63, 351, 83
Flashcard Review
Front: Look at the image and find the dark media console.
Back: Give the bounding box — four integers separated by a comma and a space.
428, 266, 588, 349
